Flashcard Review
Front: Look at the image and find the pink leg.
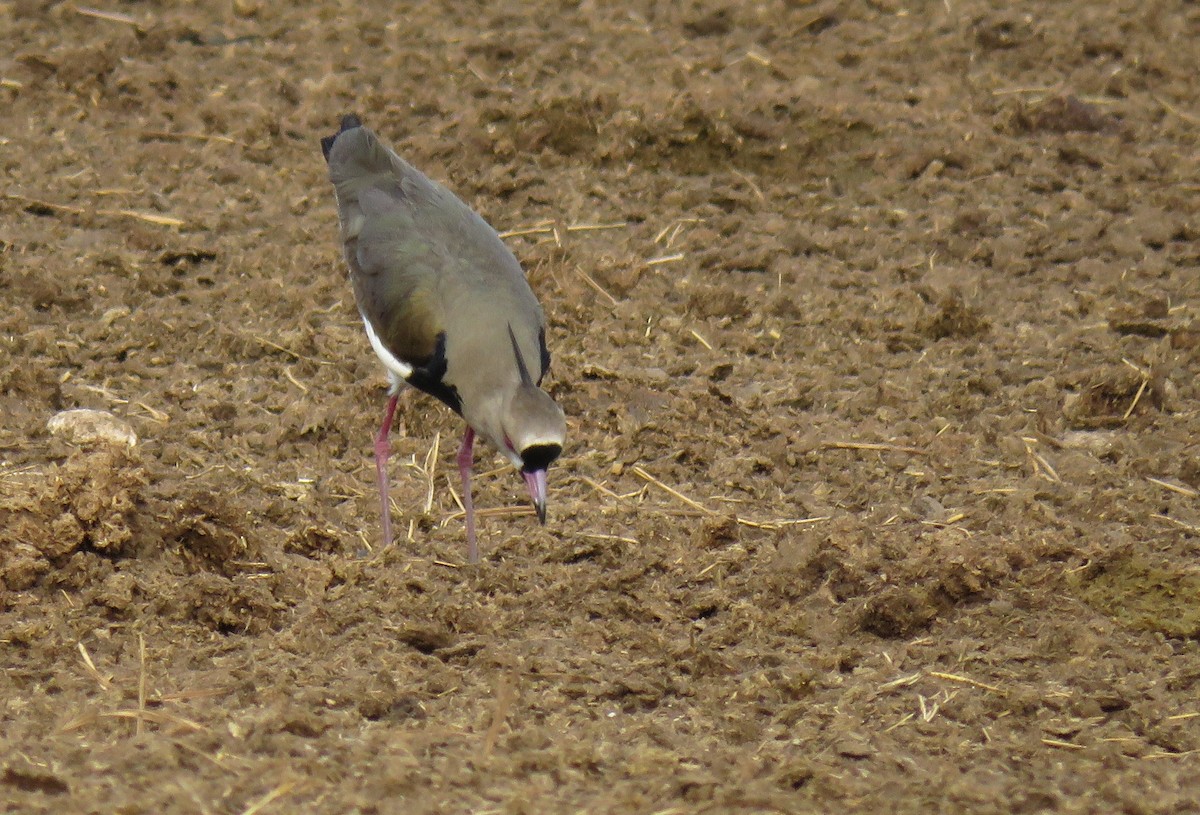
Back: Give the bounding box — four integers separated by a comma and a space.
457, 427, 478, 564
374, 393, 399, 549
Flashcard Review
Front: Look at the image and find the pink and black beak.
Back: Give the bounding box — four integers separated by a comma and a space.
523, 468, 549, 525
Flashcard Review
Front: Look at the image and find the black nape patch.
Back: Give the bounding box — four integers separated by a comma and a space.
521, 443, 562, 473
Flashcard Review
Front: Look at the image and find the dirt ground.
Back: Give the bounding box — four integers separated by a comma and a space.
2, 1, 1199, 812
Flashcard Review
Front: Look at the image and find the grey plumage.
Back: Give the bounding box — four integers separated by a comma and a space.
322, 114, 566, 562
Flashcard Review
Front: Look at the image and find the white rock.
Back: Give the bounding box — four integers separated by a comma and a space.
1060, 429, 1118, 456
47, 409, 137, 448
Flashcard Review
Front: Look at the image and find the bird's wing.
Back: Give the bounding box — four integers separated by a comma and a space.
326, 125, 447, 367
351, 202, 445, 366
326, 118, 549, 408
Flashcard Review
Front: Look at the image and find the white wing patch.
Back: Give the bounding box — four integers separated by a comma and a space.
361, 313, 412, 391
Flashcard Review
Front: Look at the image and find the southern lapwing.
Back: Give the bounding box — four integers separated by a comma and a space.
321, 114, 566, 563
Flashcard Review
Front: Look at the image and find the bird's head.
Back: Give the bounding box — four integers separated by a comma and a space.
500, 384, 565, 524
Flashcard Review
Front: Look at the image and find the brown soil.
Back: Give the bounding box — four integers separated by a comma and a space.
3, 2, 1199, 813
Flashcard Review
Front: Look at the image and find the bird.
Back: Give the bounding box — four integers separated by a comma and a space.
321, 114, 566, 564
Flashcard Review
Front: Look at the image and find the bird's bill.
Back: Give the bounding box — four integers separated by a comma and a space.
523, 469, 548, 525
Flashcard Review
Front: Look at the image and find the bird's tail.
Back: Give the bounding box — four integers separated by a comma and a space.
320, 113, 364, 162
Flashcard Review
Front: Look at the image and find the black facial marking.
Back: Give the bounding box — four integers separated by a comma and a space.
406, 332, 462, 415
521, 443, 562, 473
